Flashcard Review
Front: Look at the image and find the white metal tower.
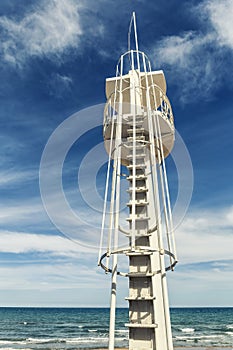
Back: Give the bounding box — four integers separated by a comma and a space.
98, 13, 177, 350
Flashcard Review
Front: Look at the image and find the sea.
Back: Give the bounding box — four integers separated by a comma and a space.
0, 307, 232, 349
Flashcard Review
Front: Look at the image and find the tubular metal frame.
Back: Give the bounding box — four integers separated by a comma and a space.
99, 15, 177, 350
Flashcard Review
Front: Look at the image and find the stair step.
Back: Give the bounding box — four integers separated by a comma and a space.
127, 136, 145, 141
124, 232, 151, 237
126, 115, 145, 121
125, 323, 158, 328
127, 122, 144, 126
127, 174, 147, 180
126, 250, 153, 256
127, 164, 146, 169
126, 143, 147, 149
130, 348, 153, 350
126, 216, 150, 222
127, 153, 145, 159
127, 200, 148, 207
125, 296, 155, 301
127, 187, 148, 193
127, 127, 145, 134
127, 272, 154, 277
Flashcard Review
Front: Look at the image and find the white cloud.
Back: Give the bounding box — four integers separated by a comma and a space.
0, 198, 102, 251
155, 31, 218, 102
0, 230, 94, 255
167, 205, 233, 306
175, 206, 233, 264
205, 0, 233, 49
154, 0, 233, 102
0, 205, 232, 306
0, 0, 82, 66
0, 169, 37, 187
156, 32, 210, 66
0, 201, 46, 225
47, 73, 73, 98
0, 204, 232, 264
168, 261, 233, 306
0, 258, 105, 290
225, 206, 233, 225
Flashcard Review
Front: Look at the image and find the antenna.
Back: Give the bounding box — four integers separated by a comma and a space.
128, 12, 140, 70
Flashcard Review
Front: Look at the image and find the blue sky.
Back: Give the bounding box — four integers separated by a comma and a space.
0, 0, 232, 307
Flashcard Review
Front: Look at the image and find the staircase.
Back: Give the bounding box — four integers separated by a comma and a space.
125, 113, 158, 349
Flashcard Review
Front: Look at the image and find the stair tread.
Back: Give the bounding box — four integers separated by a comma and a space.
127, 174, 147, 180
127, 153, 145, 158
126, 144, 147, 149
125, 114, 145, 119
126, 251, 153, 256
124, 232, 151, 237
127, 272, 154, 277
125, 323, 158, 328
126, 216, 150, 221
127, 136, 145, 141
127, 128, 145, 133
127, 187, 148, 193
127, 200, 149, 206
127, 164, 146, 169
125, 296, 155, 300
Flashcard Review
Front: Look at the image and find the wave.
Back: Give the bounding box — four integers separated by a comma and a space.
0, 348, 33, 350
180, 327, 195, 333
175, 334, 221, 341
65, 336, 109, 344
0, 340, 27, 345
56, 322, 80, 327
225, 331, 233, 336
20, 321, 36, 325
0, 341, 14, 345
88, 329, 97, 332
26, 338, 61, 344
226, 324, 233, 329
0, 337, 110, 346
115, 329, 129, 333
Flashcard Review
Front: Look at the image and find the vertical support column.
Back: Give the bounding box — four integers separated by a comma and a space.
108, 55, 124, 350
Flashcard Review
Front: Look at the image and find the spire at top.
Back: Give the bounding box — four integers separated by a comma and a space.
128, 12, 139, 52
128, 12, 140, 70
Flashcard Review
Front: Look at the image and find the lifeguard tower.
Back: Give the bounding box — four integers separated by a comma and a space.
98, 13, 177, 350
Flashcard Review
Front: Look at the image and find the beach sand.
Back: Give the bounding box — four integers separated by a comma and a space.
90, 348, 233, 350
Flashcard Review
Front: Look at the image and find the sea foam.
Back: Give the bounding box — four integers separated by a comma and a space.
180, 327, 195, 333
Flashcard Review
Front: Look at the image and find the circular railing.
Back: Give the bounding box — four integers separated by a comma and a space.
103, 84, 174, 136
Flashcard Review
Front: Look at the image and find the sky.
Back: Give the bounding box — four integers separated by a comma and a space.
0, 0, 232, 307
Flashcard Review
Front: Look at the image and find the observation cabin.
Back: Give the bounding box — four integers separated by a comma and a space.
103, 50, 175, 166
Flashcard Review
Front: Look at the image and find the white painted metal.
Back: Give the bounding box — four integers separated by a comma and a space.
99, 12, 177, 350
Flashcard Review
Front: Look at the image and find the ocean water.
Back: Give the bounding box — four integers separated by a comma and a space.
0, 307, 232, 349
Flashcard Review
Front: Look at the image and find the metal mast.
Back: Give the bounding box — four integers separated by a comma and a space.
99, 12, 177, 350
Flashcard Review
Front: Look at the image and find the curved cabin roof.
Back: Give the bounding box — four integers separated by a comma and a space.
105, 70, 167, 99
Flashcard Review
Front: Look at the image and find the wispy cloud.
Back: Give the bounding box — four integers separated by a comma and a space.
0, 256, 105, 291
176, 206, 233, 264
0, 0, 82, 66
204, 0, 233, 49
0, 191, 103, 249
0, 201, 46, 225
47, 73, 73, 98
0, 230, 93, 255
0, 169, 37, 187
0, 200, 232, 263
154, 0, 233, 102
168, 258, 233, 306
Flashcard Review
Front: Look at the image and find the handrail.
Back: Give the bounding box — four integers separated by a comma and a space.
103, 84, 174, 134
99, 248, 178, 276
